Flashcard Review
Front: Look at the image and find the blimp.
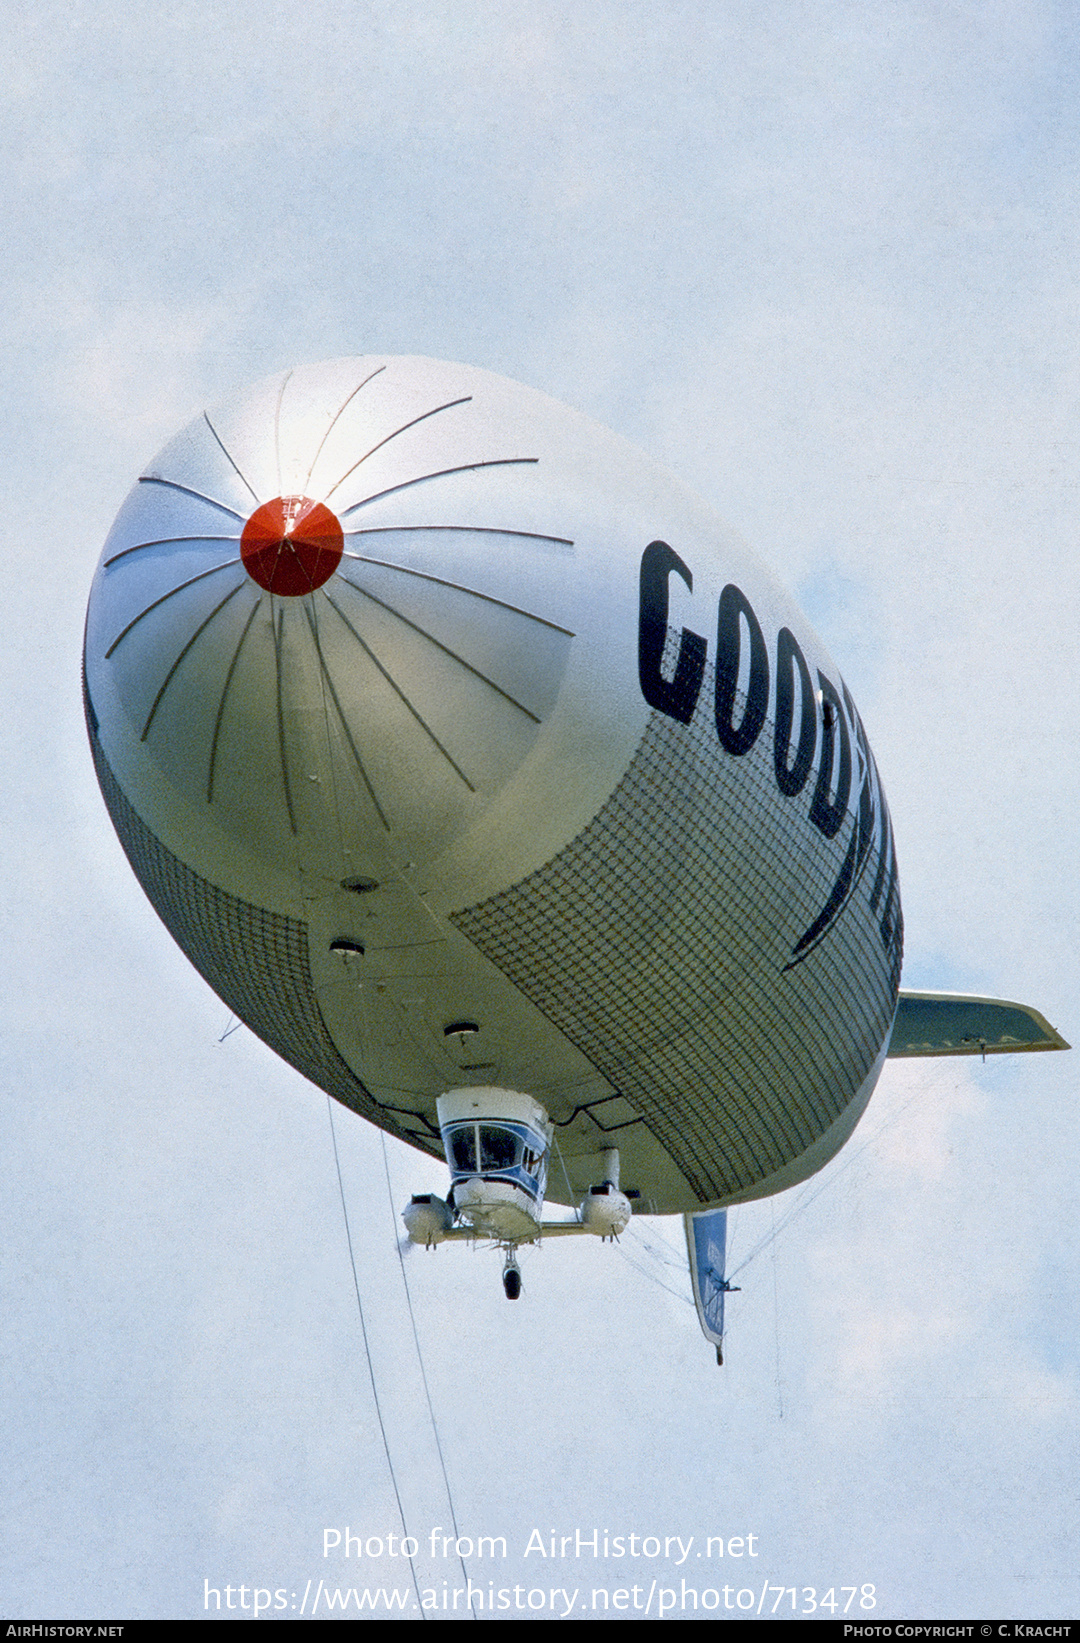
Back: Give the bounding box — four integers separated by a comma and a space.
83, 356, 1067, 1358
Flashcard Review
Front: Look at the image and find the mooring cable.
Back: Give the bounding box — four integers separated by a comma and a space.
380, 1133, 477, 1617
327, 1098, 426, 1616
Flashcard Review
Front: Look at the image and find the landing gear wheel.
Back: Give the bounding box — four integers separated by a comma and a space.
502, 1258, 521, 1300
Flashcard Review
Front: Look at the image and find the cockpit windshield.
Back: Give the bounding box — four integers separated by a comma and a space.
446, 1120, 547, 1188
448, 1127, 477, 1174
479, 1125, 519, 1171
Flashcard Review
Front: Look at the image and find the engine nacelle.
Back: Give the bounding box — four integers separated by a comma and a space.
402, 1193, 453, 1248
579, 1182, 632, 1239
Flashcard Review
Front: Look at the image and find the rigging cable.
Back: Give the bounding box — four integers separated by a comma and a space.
726, 1071, 938, 1283
770, 1200, 784, 1419
615, 1239, 695, 1306
615, 1220, 695, 1306
327, 1098, 426, 1617
550, 1132, 580, 1216
607, 1071, 941, 1330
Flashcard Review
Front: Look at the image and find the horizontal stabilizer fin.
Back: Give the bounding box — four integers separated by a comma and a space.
888, 991, 1070, 1058
432, 1221, 601, 1241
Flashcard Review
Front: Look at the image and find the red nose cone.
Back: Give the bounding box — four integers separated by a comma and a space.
240, 496, 344, 595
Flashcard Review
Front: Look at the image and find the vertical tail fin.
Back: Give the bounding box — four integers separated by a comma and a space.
685, 1208, 734, 1365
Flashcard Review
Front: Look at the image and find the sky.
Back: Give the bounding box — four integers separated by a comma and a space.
3, 0, 1078, 1622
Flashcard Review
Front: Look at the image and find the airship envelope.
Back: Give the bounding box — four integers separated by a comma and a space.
85, 358, 1064, 1337
83, 355, 905, 1214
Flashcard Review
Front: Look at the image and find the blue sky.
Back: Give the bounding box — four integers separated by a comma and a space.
3, 1, 1078, 1619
